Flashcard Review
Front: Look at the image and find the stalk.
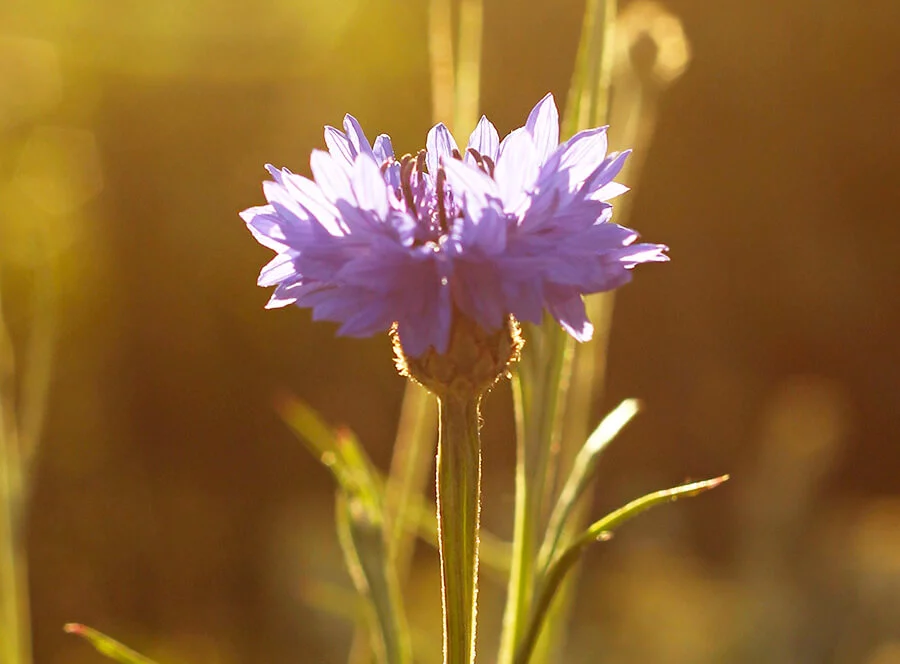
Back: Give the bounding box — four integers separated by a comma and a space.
436, 395, 483, 664
0, 286, 32, 664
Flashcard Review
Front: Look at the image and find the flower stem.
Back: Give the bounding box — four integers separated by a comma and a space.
0, 287, 32, 664
454, 0, 484, 138
386, 383, 437, 579
428, 0, 456, 128
436, 394, 482, 664
498, 318, 573, 664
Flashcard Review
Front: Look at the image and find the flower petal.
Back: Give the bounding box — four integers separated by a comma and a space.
258, 252, 298, 287
351, 154, 390, 219
495, 128, 539, 211
426, 122, 460, 175
544, 286, 593, 341
373, 134, 394, 162
310, 149, 355, 205
466, 116, 500, 161
324, 126, 354, 167
343, 114, 375, 159
525, 93, 560, 164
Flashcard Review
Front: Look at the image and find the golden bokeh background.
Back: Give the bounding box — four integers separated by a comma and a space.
1, 0, 899, 662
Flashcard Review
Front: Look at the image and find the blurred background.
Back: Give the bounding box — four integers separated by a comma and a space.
1, 0, 899, 662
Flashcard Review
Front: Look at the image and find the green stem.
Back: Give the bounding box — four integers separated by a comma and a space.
386, 383, 437, 579
0, 287, 32, 664
428, 0, 456, 127
525, 1, 618, 661
498, 319, 571, 664
436, 394, 482, 664
454, 0, 484, 137
514, 476, 729, 664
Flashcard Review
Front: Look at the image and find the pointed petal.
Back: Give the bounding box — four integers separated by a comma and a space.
545, 288, 593, 341
616, 242, 670, 266
525, 93, 560, 163
545, 127, 609, 186
241, 204, 305, 252
262, 179, 313, 230
258, 252, 298, 287
265, 280, 316, 309
495, 128, 538, 211
581, 150, 631, 194
279, 172, 344, 236
351, 154, 389, 218
426, 122, 460, 175
310, 149, 355, 205
324, 126, 354, 167
466, 116, 500, 161
265, 164, 288, 185
442, 159, 507, 253
591, 182, 629, 200
373, 134, 394, 162
441, 157, 497, 211
343, 114, 374, 159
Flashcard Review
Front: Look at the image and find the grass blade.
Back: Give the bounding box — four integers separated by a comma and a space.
537, 399, 641, 572
515, 475, 729, 664
63, 624, 159, 664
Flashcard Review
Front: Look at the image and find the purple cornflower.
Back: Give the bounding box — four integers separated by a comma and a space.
241, 94, 668, 357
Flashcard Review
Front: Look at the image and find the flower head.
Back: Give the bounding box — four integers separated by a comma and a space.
241, 94, 668, 357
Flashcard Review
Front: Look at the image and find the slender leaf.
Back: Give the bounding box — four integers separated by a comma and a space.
336, 493, 411, 664
279, 395, 510, 575
514, 475, 730, 664
537, 399, 641, 572
63, 624, 159, 664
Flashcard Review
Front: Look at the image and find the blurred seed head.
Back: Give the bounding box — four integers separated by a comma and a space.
853, 499, 900, 582
13, 126, 104, 216
0, 127, 103, 265
866, 642, 900, 664
0, 36, 62, 130
758, 375, 849, 483
615, 1, 691, 86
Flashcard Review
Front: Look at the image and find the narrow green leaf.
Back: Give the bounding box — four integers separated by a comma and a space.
514, 475, 730, 664
63, 624, 159, 664
562, 0, 617, 139
385, 383, 437, 578
276, 395, 378, 503
336, 493, 411, 664
277, 395, 407, 664
537, 399, 641, 572
498, 317, 574, 664
428, 0, 456, 127
453, 0, 484, 137
278, 394, 510, 576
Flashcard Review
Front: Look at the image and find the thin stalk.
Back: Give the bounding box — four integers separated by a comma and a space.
454, 0, 484, 138
515, 476, 729, 664
589, 0, 617, 128
498, 320, 572, 664
529, 294, 614, 664
428, 0, 456, 128
0, 287, 32, 664
563, 0, 612, 139
436, 394, 482, 664
385, 383, 437, 579
525, 1, 620, 661
20, 260, 57, 474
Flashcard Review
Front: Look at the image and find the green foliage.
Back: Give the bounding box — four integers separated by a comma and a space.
537, 399, 641, 574
514, 475, 730, 664
278, 396, 410, 664
63, 624, 160, 664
